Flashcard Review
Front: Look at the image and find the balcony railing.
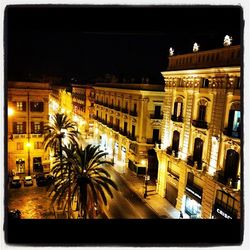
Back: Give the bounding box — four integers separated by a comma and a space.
166, 146, 179, 157
121, 108, 129, 114
127, 133, 136, 141
214, 170, 239, 189
223, 128, 240, 139
150, 114, 163, 119
171, 115, 183, 123
114, 106, 121, 111
129, 111, 138, 117
187, 156, 202, 170
192, 120, 208, 129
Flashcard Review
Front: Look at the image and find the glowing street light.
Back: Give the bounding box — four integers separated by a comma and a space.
8, 107, 14, 116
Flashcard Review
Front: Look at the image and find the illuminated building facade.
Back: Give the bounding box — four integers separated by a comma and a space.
93, 83, 165, 176
71, 84, 96, 138
156, 45, 241, 219
8, 81, 51, 176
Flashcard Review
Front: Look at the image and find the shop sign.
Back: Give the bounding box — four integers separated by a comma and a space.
186, 186, 202, 200
216, 208, 233, 219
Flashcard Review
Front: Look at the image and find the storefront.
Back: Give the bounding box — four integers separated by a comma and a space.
212, 204, 237, 219
165, 174, 179, 207
184, 185, 203, 219
212, 190, 238, 219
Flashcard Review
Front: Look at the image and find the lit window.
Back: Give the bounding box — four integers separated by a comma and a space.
16, 142, 24, 150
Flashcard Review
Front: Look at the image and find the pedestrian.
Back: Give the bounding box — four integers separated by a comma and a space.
179, 211, 183, 219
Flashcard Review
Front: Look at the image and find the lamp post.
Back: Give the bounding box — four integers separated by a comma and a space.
27, 91, 31, 176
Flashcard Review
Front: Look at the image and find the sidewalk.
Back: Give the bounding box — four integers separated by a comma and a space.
114, 165, 180, 219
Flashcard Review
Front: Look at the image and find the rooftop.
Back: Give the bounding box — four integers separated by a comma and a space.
167, 45, 240, 71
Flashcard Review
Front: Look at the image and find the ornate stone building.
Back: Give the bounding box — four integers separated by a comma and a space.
92, 83, 165, 177
156, 45, 241, 219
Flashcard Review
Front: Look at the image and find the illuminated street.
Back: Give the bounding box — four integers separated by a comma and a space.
8, 185, 54, 219
8, 170, 160, 219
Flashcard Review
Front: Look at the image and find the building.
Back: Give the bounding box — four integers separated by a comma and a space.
8, 81, 51, 176
156, 44, 241, 219
71, 84, 95, 138
93, 83, 165, 178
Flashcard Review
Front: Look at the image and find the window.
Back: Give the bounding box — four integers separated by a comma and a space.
154, 106, 161, 118
16, 142, 24, 150
172, 97, 183, 122
110, 116, 113, 126
202, 78, 209, 88
153, 129, 159, 143
96, 110, 99, 118
198, 99, 208, 121
193, 138, 203, 169
16, 159, 25, 173
34, 142, 43, 149
172, 130, 180, 153
124, 122, 128, 134
30, 102, 44, 112
16, 101, 26, 111
227, 102, 240, 138
132, 125, 136, 138
31, 122, 44, 134
134, 103, 137, 112
13, 122, 26, 134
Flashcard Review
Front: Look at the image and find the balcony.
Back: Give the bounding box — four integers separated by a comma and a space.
119, 129, 128, 136
187, 156, 202, 170
171, 115, 183, 123
114, 106, 121, 112
223, 128, 240, 139
150, 114, 163, 119
166, 146, 179, 157
121, 108, 129, 114
192, 120, 208, 129
214, 170, 239, 189
127, 133, 136, 141
129, 111, 138, 117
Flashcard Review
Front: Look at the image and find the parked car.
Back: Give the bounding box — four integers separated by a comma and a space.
36, 174, 47, 187
10, 176, 21, 188
8, 209, 21, 219
24, 176, 33, 186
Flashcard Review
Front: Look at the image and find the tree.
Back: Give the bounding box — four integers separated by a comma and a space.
43, 113, 80, 167
49, 144, 118, 219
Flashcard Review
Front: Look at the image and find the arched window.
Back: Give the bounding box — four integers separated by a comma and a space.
192, 99, 208, 129
172, 130, 180, 153
224, 149, 239, 188
226, 102, 240, 138
193, 138, 204, 170
171, 97, 183, 122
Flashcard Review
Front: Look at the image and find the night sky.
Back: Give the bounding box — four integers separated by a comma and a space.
6, 5, 242, 83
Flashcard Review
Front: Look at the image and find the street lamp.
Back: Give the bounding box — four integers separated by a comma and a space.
26, 142, 31, 176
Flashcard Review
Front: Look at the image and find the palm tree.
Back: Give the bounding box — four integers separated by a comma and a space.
48, 143, 118, 219
43, 113, 80, 167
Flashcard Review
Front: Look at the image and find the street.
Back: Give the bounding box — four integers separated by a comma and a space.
8, 184, 54, 219
7, 168, 160, 219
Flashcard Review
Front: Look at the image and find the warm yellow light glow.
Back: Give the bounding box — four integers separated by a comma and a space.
208, 136, 219, 176
8, 107, 14, 116
26, 142, 31, 148
95, 128, 99, 134
141, 159, 146, 166
61, 108, 65, 113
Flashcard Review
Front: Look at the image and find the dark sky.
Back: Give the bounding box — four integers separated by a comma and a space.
6, 5, 243, 83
